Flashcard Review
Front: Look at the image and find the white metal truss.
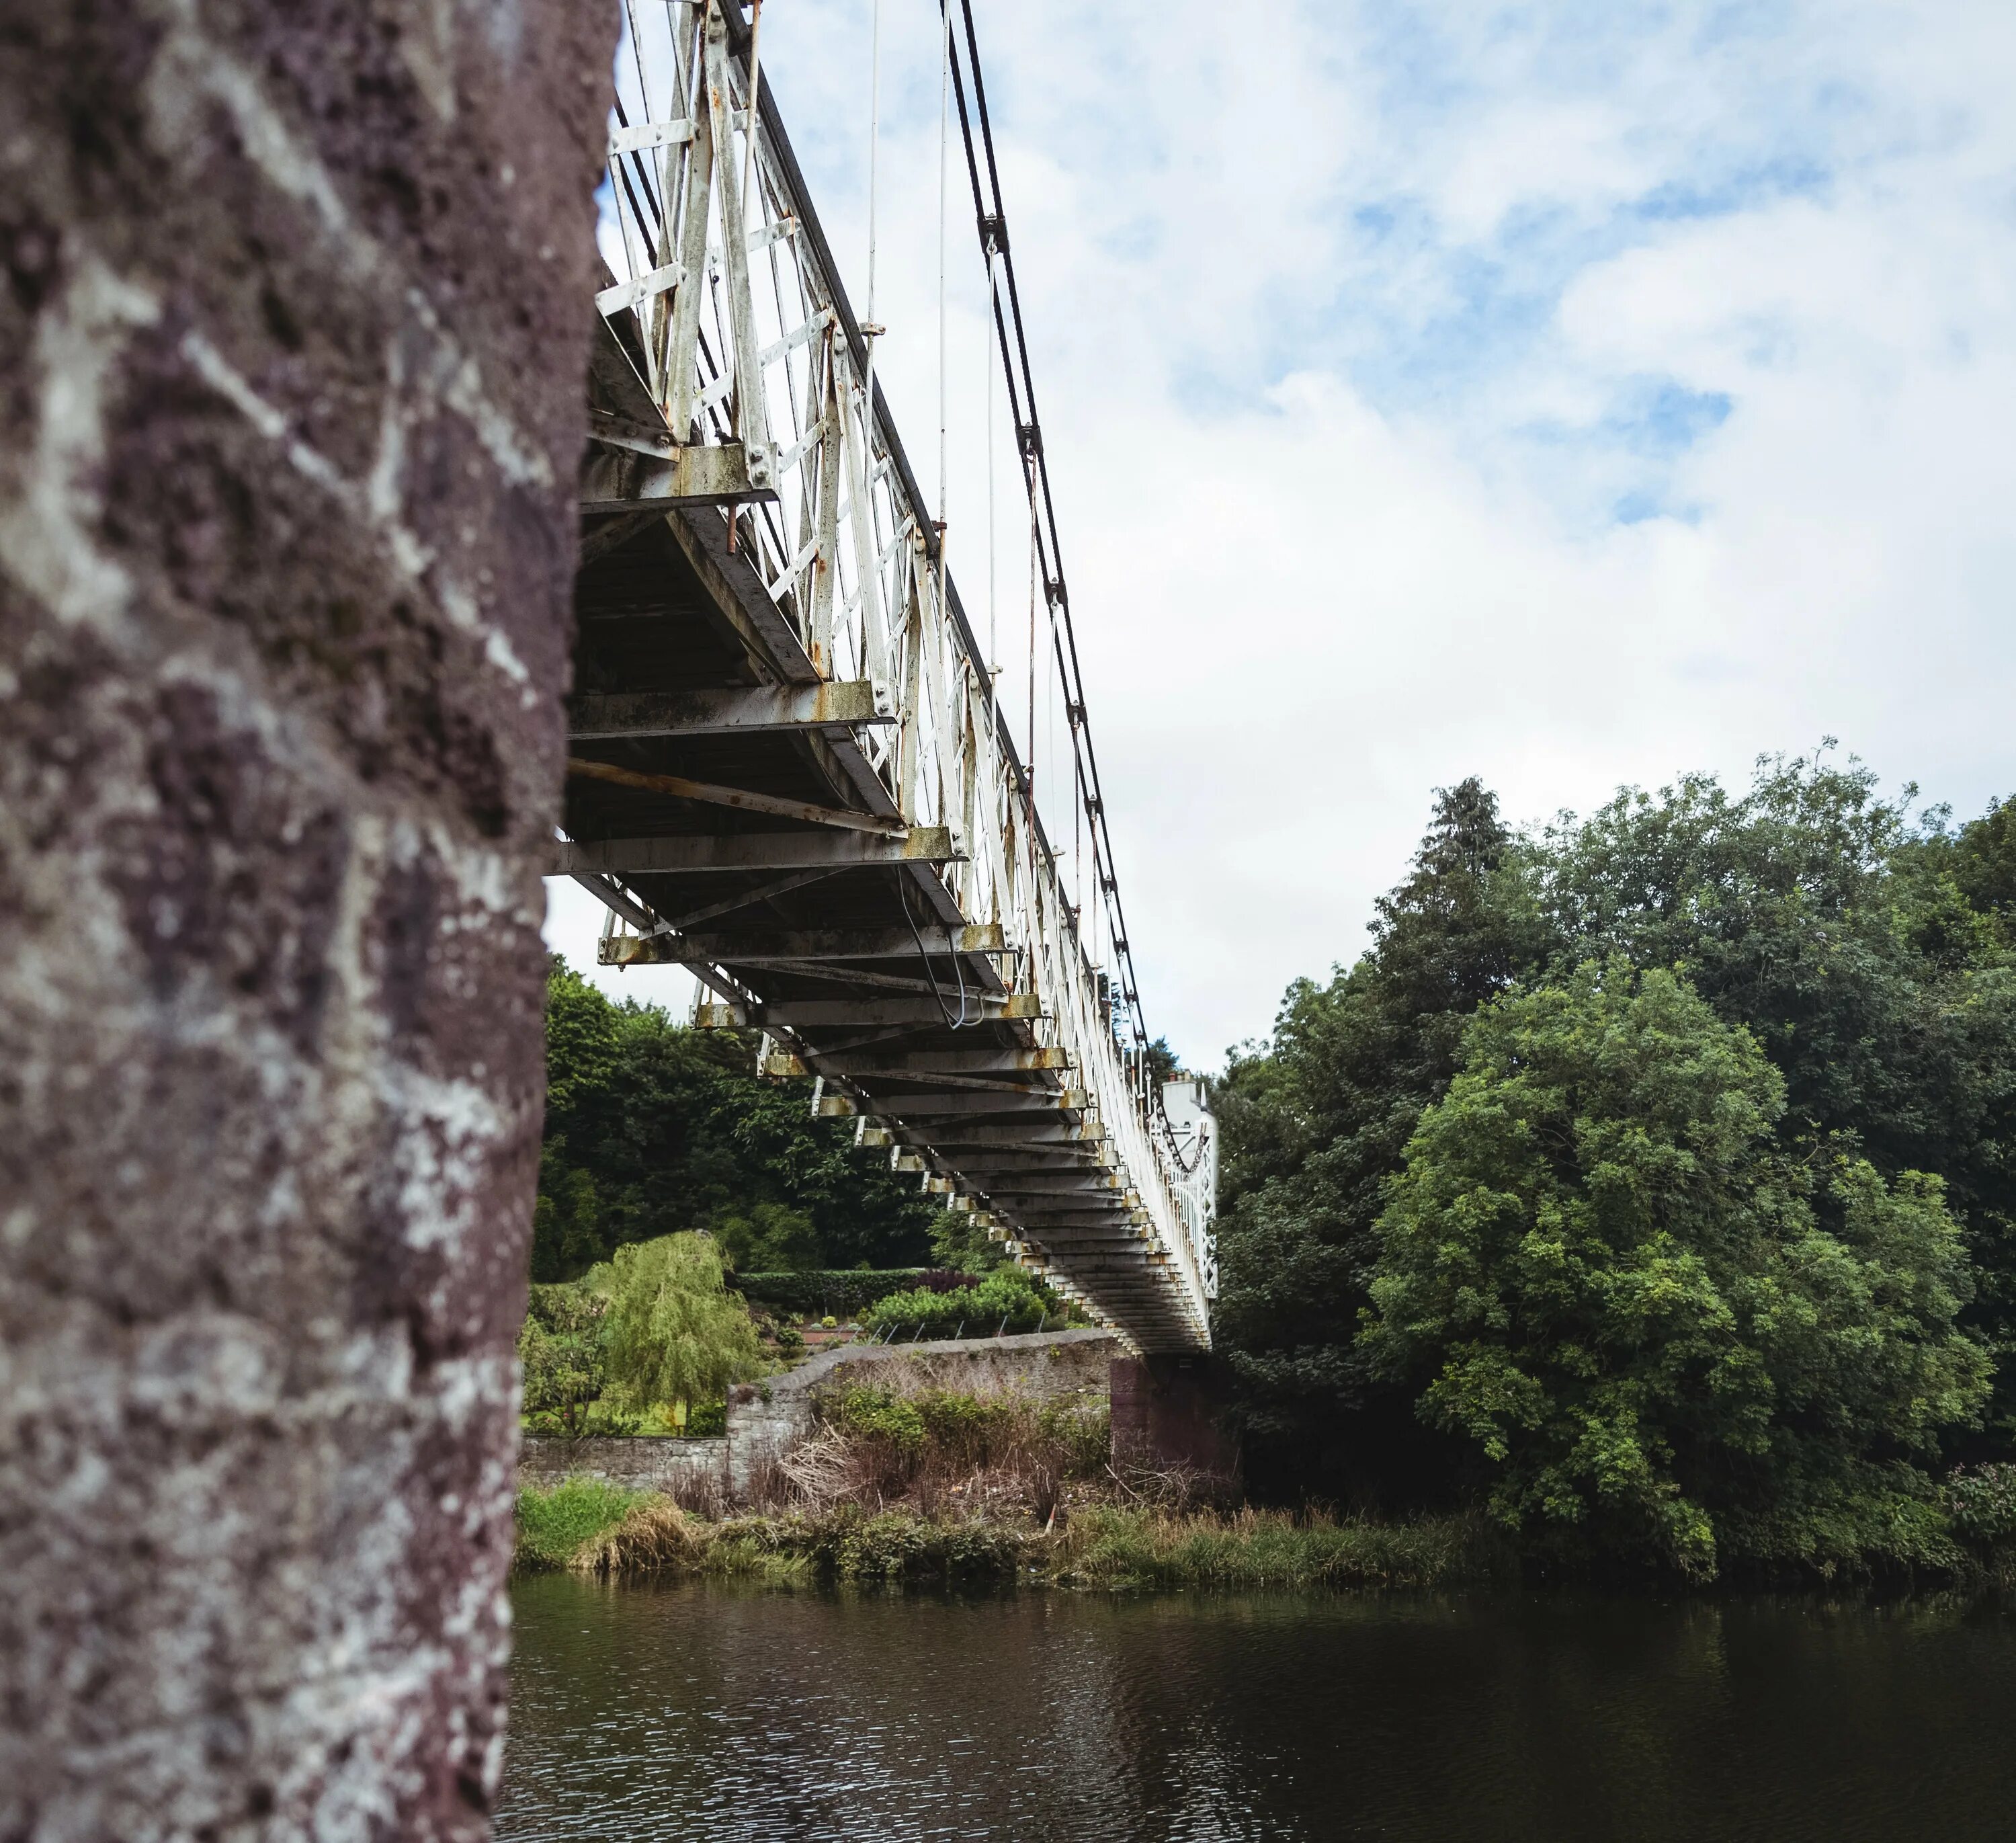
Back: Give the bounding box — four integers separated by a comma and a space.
590, 0, 1214, 1350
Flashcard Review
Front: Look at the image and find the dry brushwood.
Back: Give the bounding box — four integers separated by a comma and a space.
779, 1432, 857, 1510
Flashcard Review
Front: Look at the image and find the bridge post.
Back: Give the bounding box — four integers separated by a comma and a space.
0, 3, 607, 1836
1109, 1356, 1243, 1486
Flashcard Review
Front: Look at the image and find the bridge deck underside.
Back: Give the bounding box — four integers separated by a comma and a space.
562, 499, 1203, 1352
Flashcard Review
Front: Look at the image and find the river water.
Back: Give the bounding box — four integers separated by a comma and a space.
499, 1574, 2015, 1842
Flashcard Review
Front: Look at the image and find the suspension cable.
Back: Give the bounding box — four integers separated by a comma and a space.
861, 0, 882, 425
937, 0, 950, 547
938, 0, 1165, 1089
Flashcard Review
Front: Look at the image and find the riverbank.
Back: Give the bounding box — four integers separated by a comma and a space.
517, 1476, 2016, 1594
515, 1480, 1508, 1588
515, 1370, 2016, 1592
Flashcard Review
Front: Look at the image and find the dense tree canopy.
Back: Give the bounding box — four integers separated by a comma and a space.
1215, 749, 2016, 1568
534, 960, 947, 1282
1363, 961, 1988, 1575
1212, 776, 1543, 1493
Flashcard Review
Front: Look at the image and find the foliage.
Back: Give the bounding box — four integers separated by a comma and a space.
593, 1233, 765, 1414
798, 1381, 1109, 1525
860, 1268, 1050, 1340
517, 1282, 617, 1438
1532, 753, 2016, 1438
732, 1268, 930, 1319
1212, 777, 1542, 1493
928, 1203, 1011, 1274
712, 1201, 821, 1274
818, 1381, 1107, 1467
1215, 751, 2016, 1568
514, 1478, 650, 1571
517, 1487, 1500, 1590
1361, 960, 1990, 1578
535, 960, 948, 1280
1943, 1463, 2016, 1544
826, 1383, 927, 1454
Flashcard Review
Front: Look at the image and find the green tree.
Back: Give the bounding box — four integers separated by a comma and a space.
1949, 796, 2016, 922
517, 1282, 610, 1437
714, 1200, 821, 1273
1363, 961, 1990, 1577
530, 1143, 607, 1281
1212, 778, 1546, 1493
592, 1233, 763, 1415
1538, 753, 2016, 1444
534, 958, 946, 1279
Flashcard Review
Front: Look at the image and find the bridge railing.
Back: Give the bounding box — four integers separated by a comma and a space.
594, 0, 1212, 1342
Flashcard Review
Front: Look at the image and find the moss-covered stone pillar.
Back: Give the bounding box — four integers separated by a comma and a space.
0, 1, 606, 1833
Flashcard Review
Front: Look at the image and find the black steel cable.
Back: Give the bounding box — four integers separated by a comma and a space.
939, 0, 1163, 1088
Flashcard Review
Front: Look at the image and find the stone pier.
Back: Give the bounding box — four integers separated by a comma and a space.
1, 3, 607, 1836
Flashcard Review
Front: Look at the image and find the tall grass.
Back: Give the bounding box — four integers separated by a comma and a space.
515, 1479, 1506, 1591
789, 1381, 1110, 1523
1056, 1506, 1509, 1590
514, 1477, 650, 1570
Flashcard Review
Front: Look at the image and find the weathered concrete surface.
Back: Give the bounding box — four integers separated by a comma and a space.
0, 1, 607, 1836
518, 1330, 1122, 1502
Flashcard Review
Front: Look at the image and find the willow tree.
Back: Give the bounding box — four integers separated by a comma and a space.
594, 1233, 763, 1416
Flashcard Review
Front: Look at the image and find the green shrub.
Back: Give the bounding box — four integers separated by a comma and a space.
515, 1477, 650, 1570
734, 1270, 930, 1319
1058, 1507, 1505, 1590
827, 1384, 927, 1454
862, 1269, 1047, 1340
831, 1508, 1025, 1582
1945, 1464, 2016, 1544
1038, 1399, 1113, 1475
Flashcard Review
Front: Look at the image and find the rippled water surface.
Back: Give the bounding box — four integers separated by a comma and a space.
499, 1575, 2016, 1842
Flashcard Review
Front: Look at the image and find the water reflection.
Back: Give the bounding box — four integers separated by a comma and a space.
499, 1578, 2016, 1842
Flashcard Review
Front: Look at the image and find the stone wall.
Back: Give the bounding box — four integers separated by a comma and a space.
517, 1432, 734, 1499
0, 3, 607, 1838
519, 1329, 1121, 1502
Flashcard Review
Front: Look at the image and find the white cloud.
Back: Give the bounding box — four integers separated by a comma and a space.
551, 0, 2016, 1067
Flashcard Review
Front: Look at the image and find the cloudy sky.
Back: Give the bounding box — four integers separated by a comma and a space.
549, 0, 2016, 1070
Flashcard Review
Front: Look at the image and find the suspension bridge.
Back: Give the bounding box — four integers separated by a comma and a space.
549, 0, 1214, 1352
